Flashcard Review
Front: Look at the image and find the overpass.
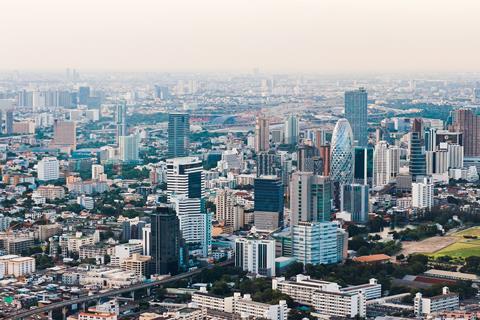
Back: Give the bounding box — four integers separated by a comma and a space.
11, 260, 233, 320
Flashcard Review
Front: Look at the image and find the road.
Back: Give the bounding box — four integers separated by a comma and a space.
10, 260, 233, 320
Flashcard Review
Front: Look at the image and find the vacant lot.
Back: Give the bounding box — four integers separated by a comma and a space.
453, 226, 480, 238
428, 227, 480, 259
401, 236, 457, 256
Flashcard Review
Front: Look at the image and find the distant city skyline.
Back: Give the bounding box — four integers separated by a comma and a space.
1, 0, 480, 73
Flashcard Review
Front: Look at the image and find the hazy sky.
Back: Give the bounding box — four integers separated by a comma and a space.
1, 0, 479, 73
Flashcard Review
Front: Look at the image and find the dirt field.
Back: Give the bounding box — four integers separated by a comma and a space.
401, 236, 457, 256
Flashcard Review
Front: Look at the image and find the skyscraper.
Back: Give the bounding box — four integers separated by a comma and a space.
119, 134, 140, 162
409, 118, 426, 180
354, 146, 373, 186
330, 119, 354, 187
51, 120, 76, 151
78, 86, 90, 105
150, 206, 181, 275
257, 151, 281, 177
412, 177, 434, 209
290, 172, 331, 225
340, 184, 369, 224
167, 157, 210, 257
319, 145, 331, 176
373, 141, 389, 188
345, 88, 368, 146
284, 115, 299, 145
297, 145, 316, 172
5, 110, 13, 135
168, 113, 190, 158
254, 114, 270, 153
451, 108, 480, 157
254, 175, 284, 231
37, 157, 60, 181
116, 102, 127, 145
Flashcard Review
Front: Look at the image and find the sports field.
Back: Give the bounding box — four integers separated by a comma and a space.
429, 227, 480, 259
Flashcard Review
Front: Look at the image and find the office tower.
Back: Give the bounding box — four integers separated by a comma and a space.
373, 141, 389, 188
168, 113, 190, 158
142, 225, 151, 256
253, 175, 284, 231
290, 172, 331, 225
354, 146, 373, 186
257, 151, 281, 177
91, 164, 105, 180
434, 149, 449, 174
78, 86, 90, 105
119, 134, 140, 162
312, 129, 328, 150
425, 128, 437, 152
37, 157, 60, 181
167, 157, 210, 257
297, 145, 316, 172
388, 146, 401, 179
330, 119, 354, 187
115, 102, 127, 144
412, 177, 434, 209
435, 130, 463, 146
409, 118, 426, 180
340, 184, 369, 224
5, 111, 13, 135
451, 108, 480, 157
254, 115, 270, 152
271, 129, 284, 144
319, 145, 331, 176
121, 220, 132, 242
52, 120, 77, 151
284, 115, 299, 145
292, 221, 340, 265
345, 88, 368, 146
235, 238, 276, 277
447, 144, 464, 169
150, 206, 181, 275
154, 85, 171, 100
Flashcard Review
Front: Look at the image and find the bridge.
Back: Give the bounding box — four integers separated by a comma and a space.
11, 260, 233, 320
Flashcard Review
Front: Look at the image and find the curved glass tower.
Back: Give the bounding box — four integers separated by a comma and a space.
330, 119, 354, 186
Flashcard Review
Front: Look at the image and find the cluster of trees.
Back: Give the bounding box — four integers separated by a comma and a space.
392, 225, 441, 241
461, 256, 480, 275
348, 236, 402, 256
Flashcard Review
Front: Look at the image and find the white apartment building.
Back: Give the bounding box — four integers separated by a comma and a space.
273, 275, 379, 318
235, 237, 276, 277
0, 256, 36, 277
412, 177, 434, 209
79, 268, 142, 289
110, 241, 143, 266
414, 287, 459, 316
92, 164, 105, 180
192, 289, 288, 320
37, 157, 60, 181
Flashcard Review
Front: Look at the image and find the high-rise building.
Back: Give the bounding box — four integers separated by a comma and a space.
51, 120, 76, 151
119, 134, 140, 162
319, 145, 331, 176
253, 176, 284, 231
354, 146, 373, 186
166, 157, 210, 257
150, 206, 181, 275
91, 164, 105, 180
5, 110, 13, 135
292, 221, 340, 265
254, 115, 270, 153
451, 108, 480, 157
297, 145, 317, 172
409, 118, 426, 180
345, 88, 368, 146
284, 115, 299, 145
257, 151, 281, 177
115, 102, 127, 145
340, 184, 369, 224
388, 146, 401, 179
412, 177, 434, 209
37, 157, 60, 181
373, 141, 389, 188
78, 86, 90, 105
215, 189, 242, 232
330, 119, 354, 196
235, 238, 276, 277
290, 172, 331, 225
167, 113, 190, 158
447, 144, 464, 169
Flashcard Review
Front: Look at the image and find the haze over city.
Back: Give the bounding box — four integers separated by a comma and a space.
1, 0, 480, 73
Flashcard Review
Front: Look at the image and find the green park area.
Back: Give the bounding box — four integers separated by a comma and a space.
430, 227, 480, 259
